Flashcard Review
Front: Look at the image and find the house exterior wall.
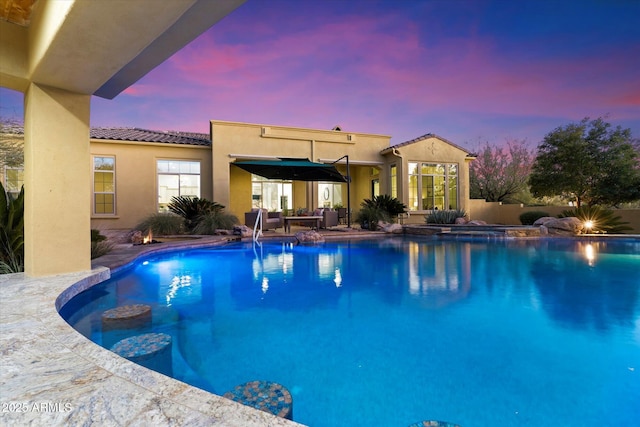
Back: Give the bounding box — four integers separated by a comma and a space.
90, 140, 212, 230
382, 135, 473, 215
211, 120, 391, 221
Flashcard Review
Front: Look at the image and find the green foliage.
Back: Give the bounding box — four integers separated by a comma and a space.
558, 206, 632, 234
470, 140, 534, 203
192, 211, 239, 234
355, 205, 389, 230
90, 229, 113, 259
167, 196, 224, 231
135, 212, 185, 236
529, 117, 640, 207
425, 209, 468, 224
519, 210, 550, 225
361, 195, 407, 220
1, 182, 24, 273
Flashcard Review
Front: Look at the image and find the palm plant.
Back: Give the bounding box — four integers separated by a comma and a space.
361, 195, 407, 221
167, 196, 224, 231
1, 182, 24, 273
559, 206, 632, 234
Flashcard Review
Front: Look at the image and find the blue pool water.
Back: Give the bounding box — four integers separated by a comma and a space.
61, 237, 640, 426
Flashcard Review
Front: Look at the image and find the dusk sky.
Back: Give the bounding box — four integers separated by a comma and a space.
1, 0, 639, 149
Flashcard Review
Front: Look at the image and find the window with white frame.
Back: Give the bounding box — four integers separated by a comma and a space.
408, 162, 458, 211
390, 164, 397, 198
252, 174, 292, 211
157, 160, 200, 211
93, 156, 115, 214
318, 182, 343, 208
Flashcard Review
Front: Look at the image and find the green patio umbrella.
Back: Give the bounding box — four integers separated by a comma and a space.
232, 158, 347, 182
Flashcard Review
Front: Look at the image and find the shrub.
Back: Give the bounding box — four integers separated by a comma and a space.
135, 212, 185, 236
519, 210, 550, 225
361, 195, 407, 222
425, 209, 468, 224
558, 206, 632, 234
1, 182, 24, 274
167, 196, 224, 231
192, 211, 239, 234
355, 205, 390, 230
90, 229, 113, 259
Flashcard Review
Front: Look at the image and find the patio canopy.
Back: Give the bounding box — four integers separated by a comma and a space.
233, 158, 347, 182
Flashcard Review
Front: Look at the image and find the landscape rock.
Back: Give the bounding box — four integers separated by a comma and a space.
378, 222, 403, 234
533, 216, 557, 226
467, 220, 487, 226
295, 230, 325, 243
542, 217, 583, 235
131, 230, 144, 245
233, 225, 252, 238
454, 217, 468, 225
215, 229, 232, 235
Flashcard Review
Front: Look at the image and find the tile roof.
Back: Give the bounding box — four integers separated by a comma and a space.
380, 133, 475, 156
91, 128, 210, 146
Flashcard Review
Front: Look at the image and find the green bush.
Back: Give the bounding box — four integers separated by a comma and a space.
135, 212, 185, 236
192, 211, 239, 234
519, 210, 550, 225
1, 182, 24, 274
355, 205, 390, 230
425, 209, 468, 224
559, 206, 632, 234
90, 229, 113, 259
361, 195, 407, 220
167, 196, 224, 231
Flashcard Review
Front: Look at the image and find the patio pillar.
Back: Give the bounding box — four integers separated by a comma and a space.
23, 83, 91, 276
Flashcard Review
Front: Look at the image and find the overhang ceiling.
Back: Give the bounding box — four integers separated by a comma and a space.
0, 0, 245, 99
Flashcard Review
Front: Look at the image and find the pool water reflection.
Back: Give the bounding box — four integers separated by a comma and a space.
61, 237, 640, 427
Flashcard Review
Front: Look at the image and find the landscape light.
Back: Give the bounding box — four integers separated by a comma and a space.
584, 220, 594, 231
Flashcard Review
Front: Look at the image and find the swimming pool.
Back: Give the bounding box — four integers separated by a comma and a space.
61, 236, 640, 426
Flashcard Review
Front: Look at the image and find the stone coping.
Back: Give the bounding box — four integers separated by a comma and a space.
0, 237, 305, 426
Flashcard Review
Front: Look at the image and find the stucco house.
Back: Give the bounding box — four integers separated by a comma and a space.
3, 120, 474, 231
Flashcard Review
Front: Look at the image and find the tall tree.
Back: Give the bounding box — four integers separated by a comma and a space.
469, 139, 534, 203
529, 117, 640, 207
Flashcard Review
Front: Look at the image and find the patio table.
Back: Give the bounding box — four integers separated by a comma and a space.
284, 216, 323, 233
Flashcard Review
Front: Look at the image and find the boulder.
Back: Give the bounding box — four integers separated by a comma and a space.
215, 229, 232, 235
454, 217, 468, 225
233, 225, 252, 238
467, 220, 487, 226
379, 222, 403, 234
131, 230, 144, 245
542, 217, 584, 235
533, 216, 557, 226
295, 230, 325, 243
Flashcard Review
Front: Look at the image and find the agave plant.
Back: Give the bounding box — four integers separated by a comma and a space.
425, 209, 468, 224
1, 182, 24, 273
559, 206, 632, 234
167, 196, 224, 231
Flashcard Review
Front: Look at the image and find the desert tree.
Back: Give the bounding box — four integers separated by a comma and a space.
469, 139, 534, 203
529, 117, 640, 207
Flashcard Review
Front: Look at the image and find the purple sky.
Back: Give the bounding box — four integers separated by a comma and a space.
1, 0, 639, 149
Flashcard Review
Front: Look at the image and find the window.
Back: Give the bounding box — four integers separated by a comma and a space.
318, 182, 343, 208
157, 160, 200, 211
407, 162, 458, 211
4, 167, 24, 198
390, 164, 397, 198
252, 175, 292, 211
93, 156, 115, 214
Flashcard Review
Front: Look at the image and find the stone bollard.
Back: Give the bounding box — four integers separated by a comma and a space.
224, 380, 293, 420
111, 332, 173, 377
101, 304, 152, 348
